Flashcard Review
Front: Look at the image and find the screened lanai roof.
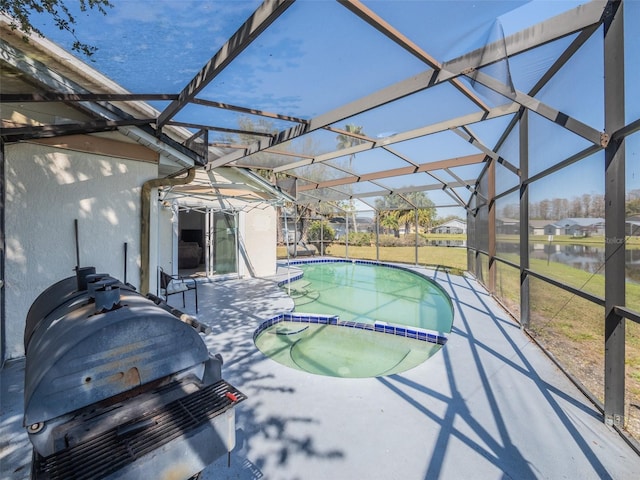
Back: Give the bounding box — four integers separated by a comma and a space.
1, 0, 638, 213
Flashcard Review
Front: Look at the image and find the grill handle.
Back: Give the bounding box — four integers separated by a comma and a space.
146, 293, 211, 334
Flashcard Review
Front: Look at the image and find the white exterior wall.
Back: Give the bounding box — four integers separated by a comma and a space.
241, 206, 277, 278
4, 142, 157, 359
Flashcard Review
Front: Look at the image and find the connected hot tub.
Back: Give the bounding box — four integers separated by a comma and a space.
255, 260, 453, 378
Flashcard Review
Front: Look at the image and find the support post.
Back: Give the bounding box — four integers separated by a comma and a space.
415, 208, 419, 265
376, 211, 380, 262
205, 208, 211, 277
519, 109, 530, 327
488, 159, 496, 293
345, 212, 349, 259
603, 0, 625, 428
235, 211, 240, 279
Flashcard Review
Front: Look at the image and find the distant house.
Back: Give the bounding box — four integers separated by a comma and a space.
528, 220, 549, 236
544, 223, 563, 236
356, 216, 374, 232
495, 218, 519, 235
557, 218, 605, 236
431, 219, 467, 234
325, 216, 374, 239
529, 218, 606, 236
627, 215, 640, 236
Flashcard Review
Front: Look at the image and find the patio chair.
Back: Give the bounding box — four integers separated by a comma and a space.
159, 268, 198, 313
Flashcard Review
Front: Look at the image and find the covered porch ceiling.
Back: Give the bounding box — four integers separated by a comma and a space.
0, 0, 635, 213
161, 167, 294, 213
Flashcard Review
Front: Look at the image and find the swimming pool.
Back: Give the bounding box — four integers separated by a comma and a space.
254, 260, 454, 378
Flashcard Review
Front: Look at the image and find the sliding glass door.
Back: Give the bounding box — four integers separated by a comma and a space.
211, 211, 237, 275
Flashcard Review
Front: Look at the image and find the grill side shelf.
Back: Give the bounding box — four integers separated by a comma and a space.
32, 379, 246, 480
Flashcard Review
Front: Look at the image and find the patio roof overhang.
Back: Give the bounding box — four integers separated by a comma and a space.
160, 167, 294, 213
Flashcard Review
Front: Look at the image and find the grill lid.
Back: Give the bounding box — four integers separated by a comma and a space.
24, 290, 209, 427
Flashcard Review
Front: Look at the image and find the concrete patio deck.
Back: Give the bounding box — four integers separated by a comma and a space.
2, 262, 639, 479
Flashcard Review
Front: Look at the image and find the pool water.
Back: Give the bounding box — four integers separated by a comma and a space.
255, 320, 442, 378
286, 262, 453, 332
255, 261, 454, 378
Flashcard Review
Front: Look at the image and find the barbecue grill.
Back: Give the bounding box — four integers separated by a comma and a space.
23, 268, 245, 480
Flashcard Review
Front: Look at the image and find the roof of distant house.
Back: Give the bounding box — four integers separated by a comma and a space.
556, 217, 605, 226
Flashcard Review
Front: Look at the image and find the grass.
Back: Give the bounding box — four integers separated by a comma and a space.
277, 242, 640, 439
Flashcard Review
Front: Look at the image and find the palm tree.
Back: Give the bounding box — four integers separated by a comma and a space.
375, 192, 435, 237
336, 124, 366, 233
379, 210, 400, 237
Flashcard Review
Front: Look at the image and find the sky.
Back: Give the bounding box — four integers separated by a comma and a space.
25, 0, 639, 217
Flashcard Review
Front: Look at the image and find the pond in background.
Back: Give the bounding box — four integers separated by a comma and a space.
496, 241, 640, 283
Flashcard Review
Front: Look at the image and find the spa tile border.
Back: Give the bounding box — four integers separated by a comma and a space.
255, 313, 447, 346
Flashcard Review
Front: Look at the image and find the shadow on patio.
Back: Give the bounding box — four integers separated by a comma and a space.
2, 268, 638, 479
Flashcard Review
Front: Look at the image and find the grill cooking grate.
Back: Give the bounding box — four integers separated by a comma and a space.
32, 380, 246, 480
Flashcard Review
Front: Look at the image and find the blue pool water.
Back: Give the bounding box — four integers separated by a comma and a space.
255, 261, 454, 378
286, 261, 453, 332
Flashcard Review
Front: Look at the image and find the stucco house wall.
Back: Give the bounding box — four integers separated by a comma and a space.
4, 141, 157, 359
240, 206, 277, 278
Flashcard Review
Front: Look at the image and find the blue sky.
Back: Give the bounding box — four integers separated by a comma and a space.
28, 0, 639, 216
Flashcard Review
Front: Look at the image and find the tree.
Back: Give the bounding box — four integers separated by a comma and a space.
591, 194, 605, 218
581, 193, 592, 217
308, 220, 335, 255
1, 0, 112, 57
374, 192, 435, 237
499, 203, 518, 220
379, 211, 400, 237
569, 197, 583, 217
336, 124, 366, 233
627, 198, 640, 216
551, 197, 569, 220
538, 199, 551, 220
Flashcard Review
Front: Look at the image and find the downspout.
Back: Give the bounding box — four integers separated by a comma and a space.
140, 168, 195, 294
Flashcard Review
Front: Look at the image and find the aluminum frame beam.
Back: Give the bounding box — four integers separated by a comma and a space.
210, 12, 590, 171
157, 0, 294, 128
190, 97, 308, 125
1, 40, 200, 163
207, 67, 439, 169
338, 0, 491, 112
0, 93, 177, 102
438, 0, 607, 81
296, 154, 485, 191
272, 104, 518, 174
1, 118, 155, 142
167, 121, 275, 138
450, 127, 520, 176
465, 69, 607, 147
